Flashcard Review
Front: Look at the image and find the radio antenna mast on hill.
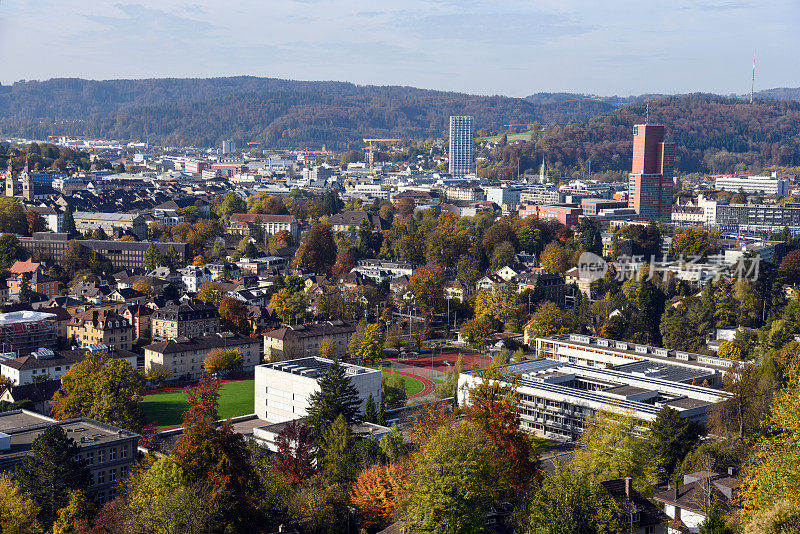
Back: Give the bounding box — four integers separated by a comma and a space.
750, 51, 756, 104
645, 99, 650, 124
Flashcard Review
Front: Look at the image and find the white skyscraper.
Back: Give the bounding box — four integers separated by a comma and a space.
448, 116, 473, 176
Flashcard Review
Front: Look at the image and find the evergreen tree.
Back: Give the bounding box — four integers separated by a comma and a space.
142, 243, 163, 271
320, 414, 356, 488
378, 400, 386, 426
364, 393, 377, 423
645, 407, 702, 485
305, 358, 362, 444
15, 425, 91, 525
165, 245, 181, 269
18, 274, 31, 304
699, 503, 734, 534
61, 206, 77, 236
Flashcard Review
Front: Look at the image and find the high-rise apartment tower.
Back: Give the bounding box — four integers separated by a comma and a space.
449, 116, 474, 176
628, 124, 674, 222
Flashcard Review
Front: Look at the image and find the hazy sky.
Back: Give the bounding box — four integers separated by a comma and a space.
1, 0, 798, 97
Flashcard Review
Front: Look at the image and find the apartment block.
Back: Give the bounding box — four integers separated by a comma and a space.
0, 410, 139, 504
0, 346, 138, 385
518, 204, 583, 227
150, 300, 220, 341
448, 116, 474, 176
628, 124, 674, 222
714, 173, 788, 196
228, 213, 300, 240
262, 320, 356, 361
254, 357, 381, 423
67, 308, 133, 352
143, 332, 261, 379
0, 310, 57, 356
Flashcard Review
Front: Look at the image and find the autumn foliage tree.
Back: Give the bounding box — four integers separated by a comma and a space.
273, 420, 316, 485
408, 263, 445, 315
293, 223, 336, 274
351, 463, 408, 530
218, 297, 249, 332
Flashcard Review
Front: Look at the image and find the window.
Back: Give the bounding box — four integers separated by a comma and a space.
109, 468, 117, 482
110, 448, 117, 461
97, 471, 105, 484
121, 445, 127, 458
98, 449, 105, 463
644, 527, 655, 534
86, 451, 94, 465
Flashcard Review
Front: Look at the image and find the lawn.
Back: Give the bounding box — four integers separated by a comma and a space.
475, 131, 534, 143
142, 379, 255, 428
382, 371, 425, 397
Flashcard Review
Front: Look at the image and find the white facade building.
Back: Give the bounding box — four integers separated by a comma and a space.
714, 173, 789, 196
179, 265, 214, 293
255, 357, 381, 423
448, 116, 474, 177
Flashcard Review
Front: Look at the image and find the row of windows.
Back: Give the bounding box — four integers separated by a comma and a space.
82, 444, 129, 465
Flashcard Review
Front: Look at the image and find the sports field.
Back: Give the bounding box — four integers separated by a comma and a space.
401, 352, 492, 373
382, 371, 425, 397
142, 379, 255, 428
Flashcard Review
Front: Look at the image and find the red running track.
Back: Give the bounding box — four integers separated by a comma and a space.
386, 370, 436, 399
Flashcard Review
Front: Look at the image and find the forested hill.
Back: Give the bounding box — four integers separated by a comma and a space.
479, 94, 800, 179
0, 77, 613, 149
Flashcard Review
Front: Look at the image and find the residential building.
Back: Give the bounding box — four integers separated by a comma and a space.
0, 346, 138, 385
654, 469, 740, 533
519, 204, 583, 227
0, 379, 61, 414
602, 478, 668, 534
18, 233, 188, 270
0, 410, 139, 504
628, 124, 674, 222
714, 173, 789, 196
107, 288, 147, 307
221, 139, 236, 154
443, 184, 484, 202
262, 320, 356, 361
351, 260, 414, 282
0, 310, 57, 356
458, 358, 730, 441
448, 115, 474, 176
520, 186, 563, 205
328, 211, 389, 233
143, 332, 261, 379
7, 270, 59, 299
179, 265, 214, 293
67, 308, 133, 351
228, 213, 300, 240
150, 300, 220, 341
73, 212, 148, 240
254, 357, 381, 423
581, 198, 629, 216
119, 304, 152, 341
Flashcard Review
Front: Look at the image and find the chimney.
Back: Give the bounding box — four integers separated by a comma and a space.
672, 486, 678, 501
624, 477, 632, 500
728, 467, 736, 477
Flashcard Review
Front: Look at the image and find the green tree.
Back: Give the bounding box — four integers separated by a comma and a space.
15, 426, 91, 525
320, 414, 356, 488
305, 358, 362, 444
213, 192, 246, 225
293, 223, 337, 274
61, 206, 77, 236
18, 274, 32, 304
364, 393, 377, 423
50, 351, 146, 432
699, 503, 734, 534
51, 490, 95, 534
0, 233, 26, 270
645, 407, 702, 485
404, 421, 497, 534
519, 465, 623, 534
357, 324, 385, 363
142, 243, 163, 271
381, 372, 407, 410
672, 228, 716, 260
571, 408, 657, 494
0, 472, 43, 534
0, 197, 28, 234
164, 245, 181, 269
526, 301, 568, 340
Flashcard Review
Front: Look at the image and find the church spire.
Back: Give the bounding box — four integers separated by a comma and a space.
6, 158, 12, 174
23, 157, 29, 173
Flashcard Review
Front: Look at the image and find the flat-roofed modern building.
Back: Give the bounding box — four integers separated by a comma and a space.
533, 334, 734, 387
73, 212, 148, 240
0, 410, 139, 504
458, 358, 730, 442
714, 173, 788, 196
448, 116, 474, 177
255, 357, 381, 423
18, 233, 188, 270
351, 260, 414, 282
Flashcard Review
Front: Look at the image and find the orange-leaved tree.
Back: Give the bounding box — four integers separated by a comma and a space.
351, 463, 408, 530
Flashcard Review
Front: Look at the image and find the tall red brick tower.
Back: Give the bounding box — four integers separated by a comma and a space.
628, 124, 674, 222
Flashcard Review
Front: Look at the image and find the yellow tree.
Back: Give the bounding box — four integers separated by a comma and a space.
130, 279, 153, 297
540, 242, 569, 273
0, 472, 42, 534
525, 301, 567, 340
717, 340, 742, 361
357, 324, 385, 363
739, 366, 800, 519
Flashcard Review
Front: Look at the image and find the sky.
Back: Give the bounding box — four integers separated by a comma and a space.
1, 0, 798, 97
